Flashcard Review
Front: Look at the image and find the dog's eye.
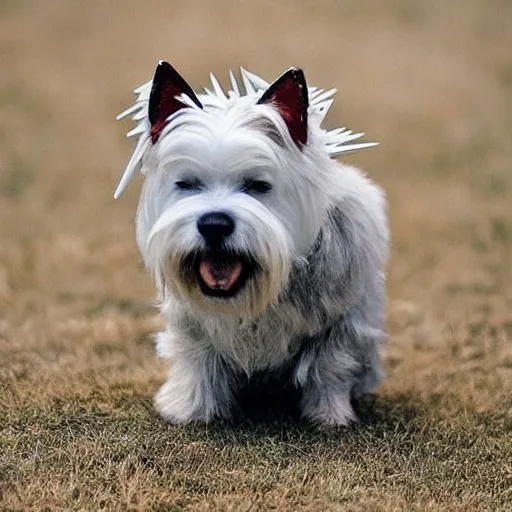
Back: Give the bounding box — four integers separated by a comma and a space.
241, 179, 272, 195
175, 180, 202, 191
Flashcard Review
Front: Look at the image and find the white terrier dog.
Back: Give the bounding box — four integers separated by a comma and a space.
115, 62, 389, 425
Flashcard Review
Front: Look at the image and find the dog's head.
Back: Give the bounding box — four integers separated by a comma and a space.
116, 62, 376, 317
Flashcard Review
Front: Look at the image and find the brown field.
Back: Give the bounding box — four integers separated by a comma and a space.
1, 0, 511, 510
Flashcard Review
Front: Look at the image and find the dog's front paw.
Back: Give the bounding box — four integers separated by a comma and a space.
155, 355, 235, 424
154, 377, 209, 424
301, 391, 357, 426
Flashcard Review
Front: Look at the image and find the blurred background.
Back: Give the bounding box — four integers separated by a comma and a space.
1, 0, 511, 413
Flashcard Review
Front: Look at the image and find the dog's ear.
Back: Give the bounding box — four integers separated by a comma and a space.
149, 61, 203, 143
257, 67, 308, 148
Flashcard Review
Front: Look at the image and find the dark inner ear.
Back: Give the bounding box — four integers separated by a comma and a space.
149, 61, 203, 143
257, 67, 308, 148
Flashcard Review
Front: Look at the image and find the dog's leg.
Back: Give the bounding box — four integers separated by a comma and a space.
294, 308, 385, 426
155, 340, 235, 423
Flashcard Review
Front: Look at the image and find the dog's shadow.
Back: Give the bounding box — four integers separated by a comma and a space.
180, 392, 422, 449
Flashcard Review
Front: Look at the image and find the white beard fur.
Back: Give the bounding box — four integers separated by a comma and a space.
117, 66, 389, 425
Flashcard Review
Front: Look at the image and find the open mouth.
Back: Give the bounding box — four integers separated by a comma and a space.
190, 252, 254, 298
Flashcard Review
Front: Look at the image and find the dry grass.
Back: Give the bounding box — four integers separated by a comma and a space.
1, 0, 511, 510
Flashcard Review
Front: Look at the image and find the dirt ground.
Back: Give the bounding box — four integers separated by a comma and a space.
1, 0, 511, 510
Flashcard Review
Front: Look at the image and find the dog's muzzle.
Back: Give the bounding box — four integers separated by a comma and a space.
175, 211, 256, 298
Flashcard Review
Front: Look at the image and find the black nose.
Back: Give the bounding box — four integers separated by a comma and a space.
197, 212, 235, 243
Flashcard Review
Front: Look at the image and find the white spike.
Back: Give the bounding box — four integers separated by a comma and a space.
325, 130, 354, 144
314, 99, 334, 123
311, 88, 337, 104
338, 132, 366, 144
178, 94, 203, 109
116, 103, 142, 120
133, 108, 148, 121
315, 99, 334, 111
210, 73, 226, 99
240, 67, 256, 95
309, 88, 325, 101
113, 136, 151, 199
243, 69, 269, 90
329, 142, 379, 156
229, 69, 240, 96
327, 127, 347, 136
126, 124, 147, 138
134, 81, 152, 94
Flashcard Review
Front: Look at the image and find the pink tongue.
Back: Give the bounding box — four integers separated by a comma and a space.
199, 259, 243, 291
